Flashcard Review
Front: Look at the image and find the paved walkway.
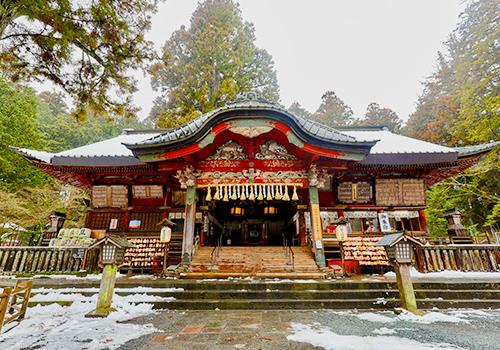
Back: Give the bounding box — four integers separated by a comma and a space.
118, 310, 320, 350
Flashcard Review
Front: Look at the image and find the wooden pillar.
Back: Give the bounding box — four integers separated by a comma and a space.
299, 209, 307, 245
85, 264, 118, 318
308, 185, 326, 266
395, 262, 422, 314
182, 185, 196, 266
419, 209, 429, 235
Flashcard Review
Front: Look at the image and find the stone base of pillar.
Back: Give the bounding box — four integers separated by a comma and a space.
315, 251, 326, 267
182, 252, 191, 266
85, 307, 117, 318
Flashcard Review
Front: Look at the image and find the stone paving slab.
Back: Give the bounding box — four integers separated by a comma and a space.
117, 310, 321, 350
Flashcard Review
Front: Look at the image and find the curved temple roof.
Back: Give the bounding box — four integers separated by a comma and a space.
123, 95, 378, 161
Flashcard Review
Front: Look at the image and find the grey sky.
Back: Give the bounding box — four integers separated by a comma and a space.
136, 1, 466, 122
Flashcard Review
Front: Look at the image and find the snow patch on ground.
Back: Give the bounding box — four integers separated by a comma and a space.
373, 327, 397, 335
287, 322, 465, 350
0, 296, 159, 350
31, 292, 175, 303
354, 312, 396, 323
396, 309, 470, 324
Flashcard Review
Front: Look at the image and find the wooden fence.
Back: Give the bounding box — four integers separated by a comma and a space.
0, 247, 99, 275
0, 279, 33, 333
417, 245, 500, 273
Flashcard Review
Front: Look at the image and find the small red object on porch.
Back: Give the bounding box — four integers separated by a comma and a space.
328, 259, 361, 275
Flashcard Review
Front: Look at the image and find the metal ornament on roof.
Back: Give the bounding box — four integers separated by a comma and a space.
227, 91, 277, 105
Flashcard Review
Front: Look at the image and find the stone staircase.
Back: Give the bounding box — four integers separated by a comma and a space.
27, 279, 500, 310
184, 246, 324, 279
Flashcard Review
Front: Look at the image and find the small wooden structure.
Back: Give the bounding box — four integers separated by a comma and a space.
86, 234, 136, 318
441, 208, 473, 244
376, 232, 423, 314
0, 279, 33, 333
89, 234, 135, 268
39, 212, 67, 246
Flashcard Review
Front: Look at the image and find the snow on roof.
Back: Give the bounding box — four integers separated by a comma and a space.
14, 131, 161, 165
57, 132, 161, 158
14, 148, 54, 163
342, 130, 456, 155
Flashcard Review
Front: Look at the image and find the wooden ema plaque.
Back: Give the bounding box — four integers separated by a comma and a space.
375, 179, 426, 206
132, 185, 164, 198
337, 182, 372, 203
92, 185, 128, 208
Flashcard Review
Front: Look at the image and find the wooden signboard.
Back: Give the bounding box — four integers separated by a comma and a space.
337, 182, 372, 203
92, 185, 128, 208
375, 179, 426, 207
132, 185, 164, 198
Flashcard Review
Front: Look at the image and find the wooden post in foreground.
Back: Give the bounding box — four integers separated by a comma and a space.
85, 264, 118, 318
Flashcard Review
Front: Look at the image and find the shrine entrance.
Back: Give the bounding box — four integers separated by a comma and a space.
206, 199, 299, 247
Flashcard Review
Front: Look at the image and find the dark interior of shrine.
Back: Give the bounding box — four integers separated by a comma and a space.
207, 199, 298, 246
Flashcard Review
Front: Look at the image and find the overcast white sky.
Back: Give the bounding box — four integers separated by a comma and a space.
135, 1, 466, 122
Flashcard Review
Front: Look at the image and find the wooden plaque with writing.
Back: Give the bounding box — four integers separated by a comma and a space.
375, 179, 425, 206
337, 182, 372, 203
92, 185, 128, 208
132, 185, 164, 198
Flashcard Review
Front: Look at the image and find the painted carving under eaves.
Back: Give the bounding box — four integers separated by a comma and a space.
198, 170, 307, 180
308, 164, 331, 189
175, 165, 202, 188
255, 140, 297, 160
207, 141, 248, 160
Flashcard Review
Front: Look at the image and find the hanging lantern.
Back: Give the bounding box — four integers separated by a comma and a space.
160, 226, 172, 243
292, 186, 299, 201
264, 206, 277, 215
223, 185, 229, 202
206, 186, 212, 201
283, 185, 290, 201
230, 206, 244, 216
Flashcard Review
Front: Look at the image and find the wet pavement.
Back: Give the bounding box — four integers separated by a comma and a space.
117, 308, 500, 350
118, 309, 327, 350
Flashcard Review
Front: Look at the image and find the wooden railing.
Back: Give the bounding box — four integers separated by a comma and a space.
0, 247, 99, 275
418, 245, 500, 272
210, 235, 223, 270
0, 279, 33, 333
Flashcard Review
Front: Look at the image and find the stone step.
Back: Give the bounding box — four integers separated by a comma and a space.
26, 278, 500, 310
189, 246, 320, 276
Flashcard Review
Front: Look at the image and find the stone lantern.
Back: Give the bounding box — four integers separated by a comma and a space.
375, 231, 423, 314
441, 208, 472, 243
85, 234, 136, 318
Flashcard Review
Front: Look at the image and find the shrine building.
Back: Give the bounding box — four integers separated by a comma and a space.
13, 92, 498, 274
